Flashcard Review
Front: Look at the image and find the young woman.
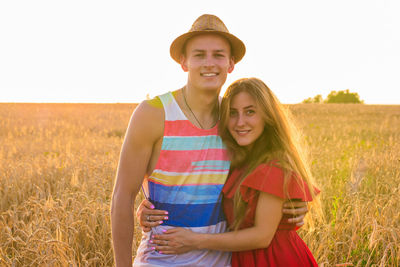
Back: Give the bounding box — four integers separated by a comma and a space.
151, 78, 321, 266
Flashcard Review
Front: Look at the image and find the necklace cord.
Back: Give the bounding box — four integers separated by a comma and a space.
182, 87, 204, 129
182, 87, 220, 130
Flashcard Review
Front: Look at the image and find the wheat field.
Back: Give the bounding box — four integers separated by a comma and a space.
0, 103, 399, 266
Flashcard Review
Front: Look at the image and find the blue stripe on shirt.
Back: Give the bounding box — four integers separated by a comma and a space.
149, 200, 226, 227
161, 136, 225, 151
148, 182, 224, 204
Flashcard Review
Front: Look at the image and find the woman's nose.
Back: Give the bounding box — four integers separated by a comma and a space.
236, 113, 245, 126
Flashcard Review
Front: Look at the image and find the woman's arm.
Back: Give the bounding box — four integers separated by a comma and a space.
151, 192, 283, 254
136, 199, 168, 232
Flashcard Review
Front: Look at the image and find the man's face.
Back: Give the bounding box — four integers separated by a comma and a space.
181, 34, 235, 92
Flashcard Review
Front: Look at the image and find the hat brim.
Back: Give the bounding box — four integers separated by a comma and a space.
170, 30, 246, 64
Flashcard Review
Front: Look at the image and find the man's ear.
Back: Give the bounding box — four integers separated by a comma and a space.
228, 57, 235, 73
180, 55, 188, 72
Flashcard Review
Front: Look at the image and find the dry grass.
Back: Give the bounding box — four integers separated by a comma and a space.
0, 103, 399, 266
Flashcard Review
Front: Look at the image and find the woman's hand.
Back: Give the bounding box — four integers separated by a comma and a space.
282, 200, 308, 226
150, 228, 198, 254
136, 199, 169, 232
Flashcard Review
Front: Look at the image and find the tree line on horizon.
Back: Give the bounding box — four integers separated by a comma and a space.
303, 89, 363, 104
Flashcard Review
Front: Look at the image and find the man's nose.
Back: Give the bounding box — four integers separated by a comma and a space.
203, 55, 216, 66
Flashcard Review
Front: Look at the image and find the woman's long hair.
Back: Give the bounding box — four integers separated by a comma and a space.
219, 77, 321, 230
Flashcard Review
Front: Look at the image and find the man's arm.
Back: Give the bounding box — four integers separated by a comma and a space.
111, 100, 163, 267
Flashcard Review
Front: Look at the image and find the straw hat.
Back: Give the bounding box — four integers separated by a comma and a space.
170, 14, 246, 64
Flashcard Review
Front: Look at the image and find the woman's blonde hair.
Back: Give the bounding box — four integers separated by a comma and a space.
219, 77, 321, 230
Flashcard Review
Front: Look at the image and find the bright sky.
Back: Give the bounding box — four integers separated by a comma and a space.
0, 0, 399, 104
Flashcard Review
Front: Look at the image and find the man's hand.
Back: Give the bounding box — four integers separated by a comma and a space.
282, 200, 308, 226
136, 199, 169, 232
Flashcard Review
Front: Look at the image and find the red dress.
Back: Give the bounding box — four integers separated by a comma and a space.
222, 162, 319, 267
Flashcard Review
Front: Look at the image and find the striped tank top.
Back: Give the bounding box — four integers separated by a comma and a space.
134, 92, 231, 267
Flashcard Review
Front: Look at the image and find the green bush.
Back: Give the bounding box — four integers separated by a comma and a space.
303, 90, 363, 104
325, 90, 363, 103
302, 94, 323, 104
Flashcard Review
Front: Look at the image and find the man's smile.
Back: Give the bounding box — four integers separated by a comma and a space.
201, 72, 218, 77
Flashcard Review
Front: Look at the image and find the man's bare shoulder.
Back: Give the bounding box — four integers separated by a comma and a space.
134, 97, 164, 119
146, 96, 164, 109
133, 91, 178, 124
126, 96, 164, 141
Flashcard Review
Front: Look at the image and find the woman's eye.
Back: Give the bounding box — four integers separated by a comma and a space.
229, 110, 237, 117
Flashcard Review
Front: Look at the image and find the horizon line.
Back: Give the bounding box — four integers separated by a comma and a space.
1, 101, 400, 106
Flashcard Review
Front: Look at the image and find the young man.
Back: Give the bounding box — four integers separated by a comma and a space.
111, 14, 308, 267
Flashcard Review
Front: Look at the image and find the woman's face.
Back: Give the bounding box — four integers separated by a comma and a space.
227, 91, 265, 150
